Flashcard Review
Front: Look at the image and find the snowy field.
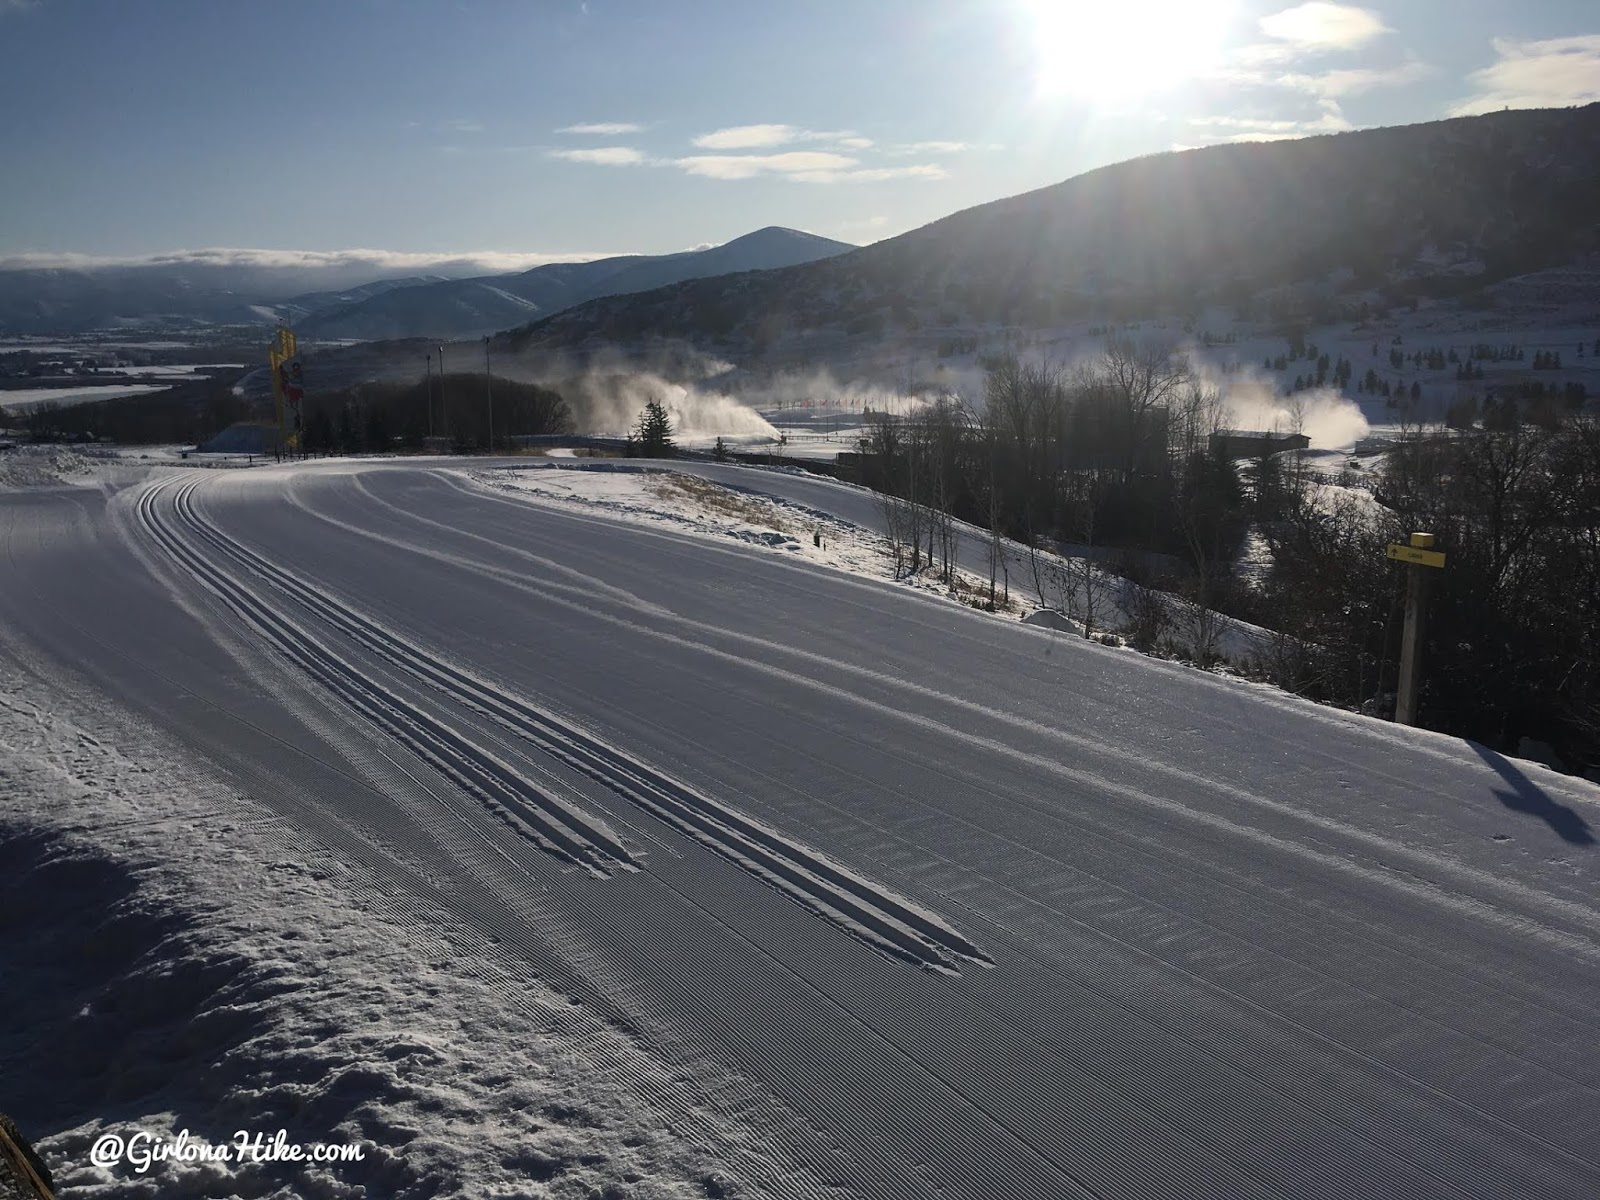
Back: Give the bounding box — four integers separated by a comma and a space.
4, 453, 1599, 1199
0, 384, 170, 411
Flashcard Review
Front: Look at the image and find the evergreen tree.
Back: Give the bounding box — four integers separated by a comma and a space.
713, 436, 729, 462
634, 399, 675, 457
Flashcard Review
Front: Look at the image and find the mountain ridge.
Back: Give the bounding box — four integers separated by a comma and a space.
0, 227, 855, 338
295, 227, 854, 342
506, 105, 1600, 356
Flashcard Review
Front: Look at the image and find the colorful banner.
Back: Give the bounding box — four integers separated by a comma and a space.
268, 326, 301, 450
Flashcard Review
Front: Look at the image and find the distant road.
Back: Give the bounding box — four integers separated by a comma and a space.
4, 459, 1599, 1199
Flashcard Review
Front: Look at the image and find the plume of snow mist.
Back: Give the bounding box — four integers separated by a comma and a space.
561, 371, 779, 439
735, 365, 946, 415
1221, 379, 1370, 450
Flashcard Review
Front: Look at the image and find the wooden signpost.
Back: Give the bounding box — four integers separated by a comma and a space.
1387, 532, 1446, 726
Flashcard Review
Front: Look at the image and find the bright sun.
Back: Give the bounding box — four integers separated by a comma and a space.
1027, 0, 1237, 101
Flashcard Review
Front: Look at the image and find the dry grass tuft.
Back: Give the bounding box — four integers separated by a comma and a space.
651, 473, 789, 533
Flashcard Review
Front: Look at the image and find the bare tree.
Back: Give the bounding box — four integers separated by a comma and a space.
1064, 475, 1111, 637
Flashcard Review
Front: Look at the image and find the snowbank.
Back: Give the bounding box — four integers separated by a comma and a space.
0, 445, 117, 489
0, 659, 745, 1199
466, 461, 1005, 609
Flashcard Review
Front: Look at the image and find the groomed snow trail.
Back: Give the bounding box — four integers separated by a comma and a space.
4, 458, 1599, 1199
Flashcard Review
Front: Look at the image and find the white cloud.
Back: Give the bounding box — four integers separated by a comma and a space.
443, 118, 483, 134
692, 124, 803, 150
1449, 34, 1600, 116
1186, 99, 1354, 143
556, 121, 644, 135
1276, 58, 1433, 97
674, 153, 944, 184
542, 123, 949, 184
675, 150, 860, 179
689, 124, 873, 151
788, 164, 947, 184
0, 248, 617, 274
1259, 2, 1390, 49
548, 146, 648, 166
889, 140, 970, 155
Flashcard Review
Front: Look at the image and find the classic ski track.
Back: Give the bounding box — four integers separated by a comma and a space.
276, 469, 1600, 1197
118, 477, 1112, 1200
27, 469, 1589, 1199
135, 476, 635, 877
156, 474, 991, 976
315, 473, 1600, 1196
2, 506, 839, 1200
333, 469, 1600, 960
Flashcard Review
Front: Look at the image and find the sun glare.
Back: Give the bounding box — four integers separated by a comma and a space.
1027, 0, 1237, 101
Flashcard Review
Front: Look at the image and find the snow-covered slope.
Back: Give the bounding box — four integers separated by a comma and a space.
511, 104, 1600, 358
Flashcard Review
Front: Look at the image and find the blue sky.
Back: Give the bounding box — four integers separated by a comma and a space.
2, 0, 1597, 270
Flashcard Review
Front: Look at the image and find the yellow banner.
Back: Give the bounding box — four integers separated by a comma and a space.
268, 327, 299, 449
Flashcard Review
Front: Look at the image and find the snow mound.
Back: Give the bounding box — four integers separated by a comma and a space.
1022, 608, 1087, 637
0, 445, 112, 489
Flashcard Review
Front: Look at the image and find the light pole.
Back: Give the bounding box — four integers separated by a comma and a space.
425, 352, 434, 438
484, 335, 494, 454
437, 344, 447, 446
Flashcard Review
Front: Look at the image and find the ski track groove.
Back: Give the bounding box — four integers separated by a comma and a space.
314, 467, 1600, 1197
385, 471, 1600, 958
38, 467, 1593, 1200
4, 500, 834, 1199
135, 477, 632, 878
131, 474, 1109, 1200
163, 474, 989, 977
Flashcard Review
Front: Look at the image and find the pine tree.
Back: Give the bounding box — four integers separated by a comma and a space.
713, 436, 729, 462
634, 399, 675, 457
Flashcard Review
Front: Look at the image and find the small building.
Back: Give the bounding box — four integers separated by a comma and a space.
1208, 429, 1311, 459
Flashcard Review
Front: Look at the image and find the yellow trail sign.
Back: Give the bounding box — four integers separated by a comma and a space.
1387, 543, 1446, 568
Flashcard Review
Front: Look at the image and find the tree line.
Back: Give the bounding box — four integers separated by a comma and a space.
296, 374, 572, 453
858, 339, 1248, 611
1267, 413, 1599, 771
858, 341, 1599, 772
12, 372, 574, 451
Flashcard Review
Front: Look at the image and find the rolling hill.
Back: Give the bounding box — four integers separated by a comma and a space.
503, 104, 1600, 357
